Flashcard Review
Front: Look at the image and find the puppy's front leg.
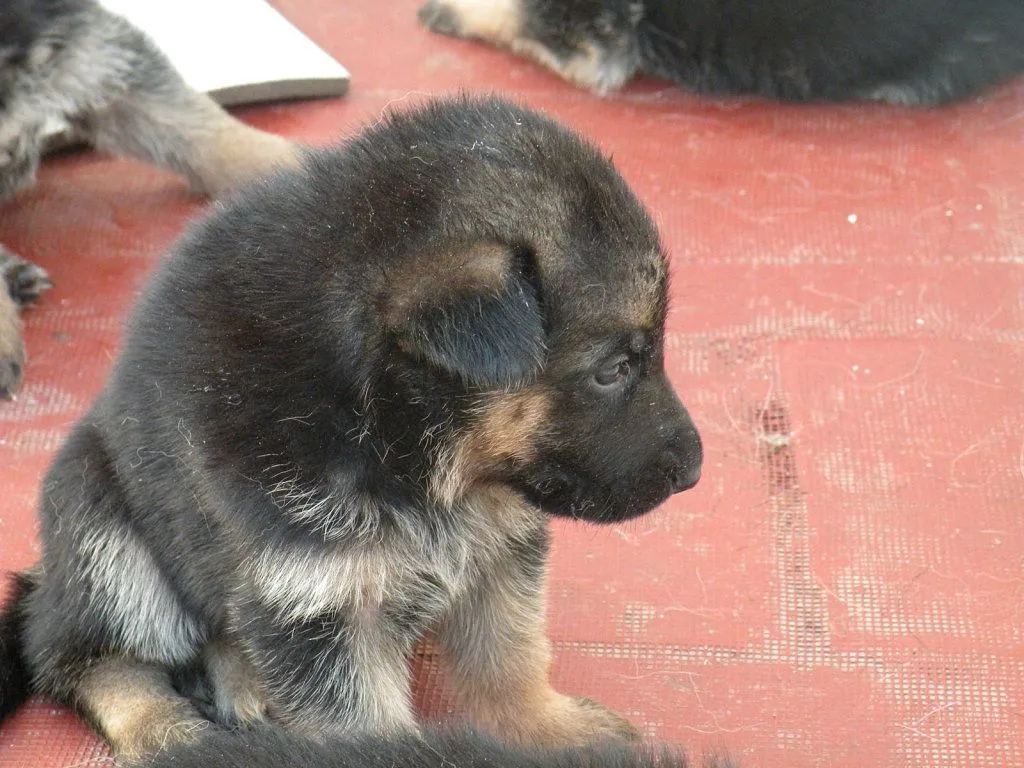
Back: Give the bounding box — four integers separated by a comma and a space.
234, 592, 418, 738
435, 526, 637, 747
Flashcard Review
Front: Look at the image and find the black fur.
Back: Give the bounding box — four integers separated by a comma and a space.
420, 0, 1024, 104
0, 573, 34, 721
134, 727, 734, 768
637, 0, 1024, 103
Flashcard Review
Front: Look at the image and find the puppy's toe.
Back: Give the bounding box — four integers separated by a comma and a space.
418, 1, 464, 36
4, 259, 53, 306
572, 696, 640, 742
0, 354, 24, 399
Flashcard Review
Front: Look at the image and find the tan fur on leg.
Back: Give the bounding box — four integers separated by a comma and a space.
91, 88, 302, 199
202, 639, 269, 727
76, 657, 209, 761
436, 552, 637, 747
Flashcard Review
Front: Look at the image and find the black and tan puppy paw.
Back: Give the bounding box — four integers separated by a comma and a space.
0, 291, 25, 398
2, 248, 52, 306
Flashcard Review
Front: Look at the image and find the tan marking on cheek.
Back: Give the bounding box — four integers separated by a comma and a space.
431, 388, 552, 507
470, 388, 552, 464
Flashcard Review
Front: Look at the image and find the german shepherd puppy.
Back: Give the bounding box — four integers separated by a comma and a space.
418, 0, 1024, 102
0, 0, 301, 398
132, 726, 735, 768
0, 96, 703, 761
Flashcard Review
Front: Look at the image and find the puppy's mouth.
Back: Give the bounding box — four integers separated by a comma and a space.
511, 460, 672, 523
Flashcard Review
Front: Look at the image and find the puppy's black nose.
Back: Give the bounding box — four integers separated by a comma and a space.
665, 457, 701, 493
659, 427, 703, 494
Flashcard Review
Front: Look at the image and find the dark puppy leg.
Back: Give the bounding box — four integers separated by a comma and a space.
1, 246, 52, 307
435, 525, 637, 747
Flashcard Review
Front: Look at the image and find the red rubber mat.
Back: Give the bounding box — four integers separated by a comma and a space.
2, 2, 1023, 766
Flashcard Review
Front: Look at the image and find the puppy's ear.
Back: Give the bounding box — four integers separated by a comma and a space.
386, 243, 545, 389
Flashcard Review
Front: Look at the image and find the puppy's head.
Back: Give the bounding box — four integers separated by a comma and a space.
371, 98, 700, 523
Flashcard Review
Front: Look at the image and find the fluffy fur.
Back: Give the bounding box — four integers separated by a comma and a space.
0, 96, 702, 761
0, 573, 33, 721
418, 0, 1024, 102
0, 0, 301, 397
132, 726, 735, 768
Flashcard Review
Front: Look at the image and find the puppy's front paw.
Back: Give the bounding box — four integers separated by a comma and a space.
493, 692, 639, 748
569, 696, 640, 742
2, 256, 52, 306
418, 1, 464, 37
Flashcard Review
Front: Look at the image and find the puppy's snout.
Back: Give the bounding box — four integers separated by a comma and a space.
659, 425, 703, 494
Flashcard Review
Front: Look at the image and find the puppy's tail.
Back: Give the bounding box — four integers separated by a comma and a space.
132, 725, 738, 768
0, 571, 35, 721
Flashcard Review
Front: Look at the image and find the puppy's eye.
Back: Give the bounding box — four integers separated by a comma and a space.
593, 357, 631, 388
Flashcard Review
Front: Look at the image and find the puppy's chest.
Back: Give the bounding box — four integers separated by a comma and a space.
249, 498, 542, 630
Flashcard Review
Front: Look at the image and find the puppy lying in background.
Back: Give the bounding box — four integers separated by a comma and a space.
419, 0, 1024, 102
0, 96, 702, 761
0, 0, 301, 398
133, 726, 735, 768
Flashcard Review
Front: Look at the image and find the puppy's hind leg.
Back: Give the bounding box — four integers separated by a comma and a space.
83, 11, 302, 197
23, 421, 210, 758
76, 657, 210, 761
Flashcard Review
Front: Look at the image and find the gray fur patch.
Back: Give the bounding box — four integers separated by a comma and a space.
79, 523, 206, 664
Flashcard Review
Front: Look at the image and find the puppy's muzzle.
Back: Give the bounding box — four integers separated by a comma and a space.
658, 425, 702, 494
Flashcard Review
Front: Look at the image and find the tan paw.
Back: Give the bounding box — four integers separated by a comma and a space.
569, 696, 640, 742
485, 692, 638, 748
417, 0, 525, 46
